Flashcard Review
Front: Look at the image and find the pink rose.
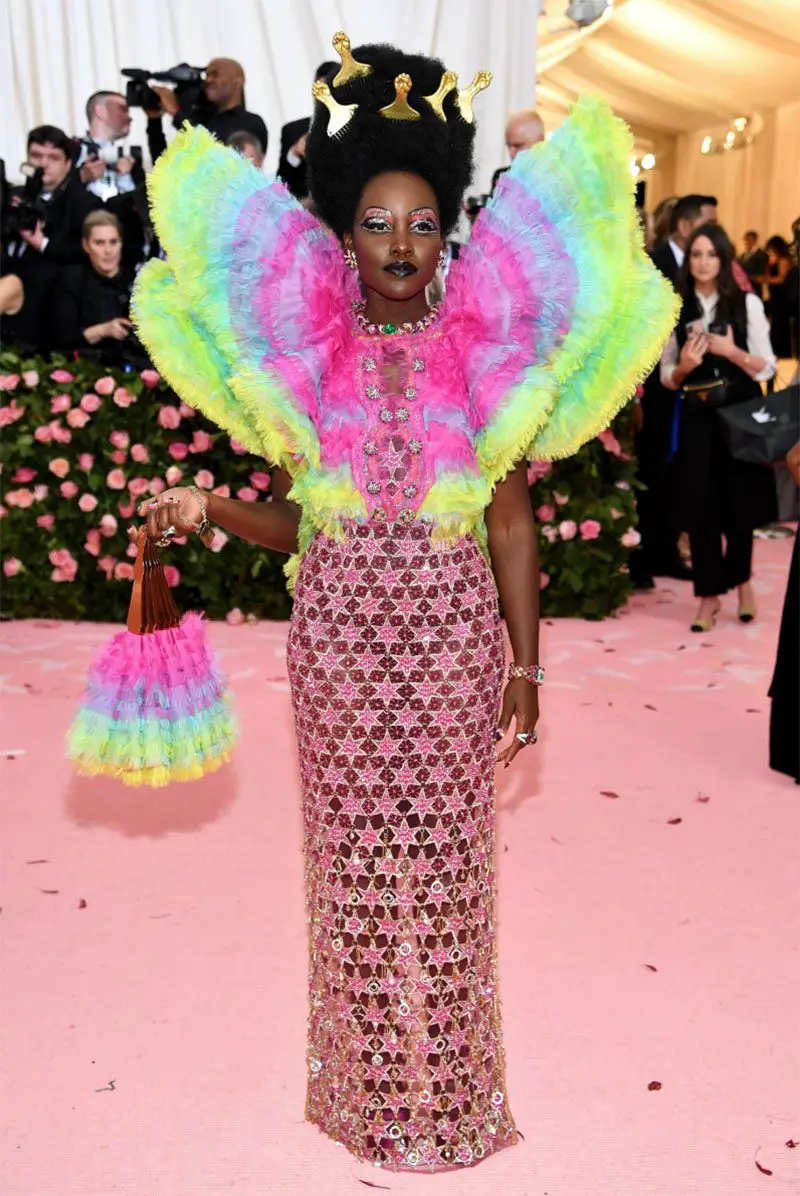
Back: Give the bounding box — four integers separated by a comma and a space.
84, 540, 100, 558
615, 481, 631, 491
22, 370, 39, 387
34, 424, 53, 443
163, 565, 181, 588
621, 527, 642, 549
0, 504, 6, 518
212, 484, 230, 498
51, 565, 77, 583
49, 457, 70, 478
597, 428, 622, 457
539, 571, 550, 590
554, 491, 570, 506
230, 438, 247, 455
118, 500, 135, 518
165, 465, 183, 486
130, 443, 149, 464
94, 376, 115, 396
114, 562, 135, 581
559, 520, 577, 541
49, 547, 75, 569
60, 481, 79, 499
78, 493, 98, 513
113, 386, 135, 408
178, 402, 195, 418
237, 486, 258, 502
128, 476, 150, 498
194, 469, 214, 490
79, 453, 94, 470
580, 519, 602, 541
542, 525, 559, 544
79, 393, 102, 413
0, 374, 20, 391
536, 504, 555, 523
250, 470, 271, 491
49, 368, 74, 384
86, 528, 101, 548
66, 408, 89, 428
99, 514, 118, 537
609, 507, 623, 520
226, 607, 246, 626
106, 469, 126, 491
211, 529, 229, 552
7, 489, 33, 508
98, 555, 116, 578
149, 477, 165, 495
12, 467, 36, 483
3, 557, 22, 577
190, 429, 212, 453
126, 542, 138, 559
50, 421, 71, 443
140, 369, 160, 388
36, 513, 55, 530
1, 401, 27, 427
109, 430, 130, 450
33, 484, 48, 501
50, 393, 71, 413
157, 405, 181, 429
527, 460, 552, 485
110, 450, 126, 465
168, 441, 189, 461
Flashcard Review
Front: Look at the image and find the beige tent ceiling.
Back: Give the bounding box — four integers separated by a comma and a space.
536, 0, 800, 136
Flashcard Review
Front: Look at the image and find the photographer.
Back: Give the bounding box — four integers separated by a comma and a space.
53, 209, 148, 367
76, 90, 145, 202
2, 126, 102, 353
277, 62, 335, 200
146, 58, 267, 165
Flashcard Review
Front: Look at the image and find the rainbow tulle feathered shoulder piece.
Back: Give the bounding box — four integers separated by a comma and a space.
132, 126, 355, 474
446, 96, 680, 489
68, 530, 237, 786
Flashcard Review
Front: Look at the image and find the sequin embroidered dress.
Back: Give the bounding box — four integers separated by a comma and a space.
132, 101, 678, 1172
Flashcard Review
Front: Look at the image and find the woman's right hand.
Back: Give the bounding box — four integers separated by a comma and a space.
103, 317, 132, 341
137, 488, 206, 542
679, 331, 708, 373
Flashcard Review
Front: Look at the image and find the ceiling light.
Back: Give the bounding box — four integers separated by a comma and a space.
641, 152, 656, 170
701, 136, 712, 154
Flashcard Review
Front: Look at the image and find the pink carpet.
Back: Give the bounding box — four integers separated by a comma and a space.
1, 537, 797, 1196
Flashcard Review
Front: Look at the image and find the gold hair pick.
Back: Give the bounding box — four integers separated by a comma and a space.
456, 70, 493, 123
312, 79, 358, 138
423, 70, 458, 122
379, 74, 420, 122
332, 32, 373, 88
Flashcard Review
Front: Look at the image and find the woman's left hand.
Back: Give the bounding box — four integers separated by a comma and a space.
707, 326, 736, 359
495, 678, 540, 769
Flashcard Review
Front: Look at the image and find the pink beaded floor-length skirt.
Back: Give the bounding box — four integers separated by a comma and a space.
286, 521, 518, 1172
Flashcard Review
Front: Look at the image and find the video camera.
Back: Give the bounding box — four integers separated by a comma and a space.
1, 159, 47, 241
78, 137, 144, 170
122, 64, 205, 111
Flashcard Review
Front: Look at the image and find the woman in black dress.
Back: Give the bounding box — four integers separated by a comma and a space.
660, 224, 777, 632
764, 235, 793, 360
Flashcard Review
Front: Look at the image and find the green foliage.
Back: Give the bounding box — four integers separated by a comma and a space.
1, 353, 639, 623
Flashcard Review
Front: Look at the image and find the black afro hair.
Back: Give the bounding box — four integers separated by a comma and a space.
306, 42, 476, 239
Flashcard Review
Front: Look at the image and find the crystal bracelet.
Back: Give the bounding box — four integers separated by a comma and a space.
508, 663, 545, 687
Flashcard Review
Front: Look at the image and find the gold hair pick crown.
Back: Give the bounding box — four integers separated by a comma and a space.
423, 70, 458, 122
379, 74, 420, 122
312, 79, 358, 138
332, 32, 373, 87
456, 70, 493, 123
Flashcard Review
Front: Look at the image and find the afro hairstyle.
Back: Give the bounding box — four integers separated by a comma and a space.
306, 42, 476, 239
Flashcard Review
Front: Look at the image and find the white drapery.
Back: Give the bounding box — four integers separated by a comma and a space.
3, 0, 538, 193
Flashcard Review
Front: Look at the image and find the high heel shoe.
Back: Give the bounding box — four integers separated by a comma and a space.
738, 601, 757, 624
691, 600, 721, 633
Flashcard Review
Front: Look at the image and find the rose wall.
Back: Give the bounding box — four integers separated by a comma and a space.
0, 353, 640, 623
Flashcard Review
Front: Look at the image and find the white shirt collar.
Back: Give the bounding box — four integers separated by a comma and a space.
669, 238, 684, 267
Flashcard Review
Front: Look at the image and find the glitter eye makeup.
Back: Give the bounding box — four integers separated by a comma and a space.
361, 207, 394, 230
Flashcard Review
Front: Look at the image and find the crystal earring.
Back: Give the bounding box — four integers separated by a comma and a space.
437, 247, 446, 268
344, 245, 358, 270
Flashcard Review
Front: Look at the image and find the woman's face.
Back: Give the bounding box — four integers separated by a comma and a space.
689, 235, 721, 286
83, 224, 122, 276
345, 171, 443, 303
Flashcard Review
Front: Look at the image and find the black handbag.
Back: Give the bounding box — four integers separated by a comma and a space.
680, 371, 734, 411
718, 384, 799, 466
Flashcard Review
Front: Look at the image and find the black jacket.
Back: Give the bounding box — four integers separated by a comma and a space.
2, 174, 103, 353
148, 103, 268, 163
53, 262, 149, 367
277, 116, 311, 199
650, 240, 681, 285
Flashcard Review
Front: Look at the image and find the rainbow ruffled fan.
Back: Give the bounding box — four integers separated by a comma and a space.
68, 529, 237, 786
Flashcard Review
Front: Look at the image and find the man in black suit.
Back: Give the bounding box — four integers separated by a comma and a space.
277, 62, 336, 201
147, 58, 267, 164
2, 125, 102, 354
631, 193, 717, 587
490, 108, 545, 193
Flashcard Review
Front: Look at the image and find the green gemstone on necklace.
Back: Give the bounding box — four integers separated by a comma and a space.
383, 323, 397, 334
